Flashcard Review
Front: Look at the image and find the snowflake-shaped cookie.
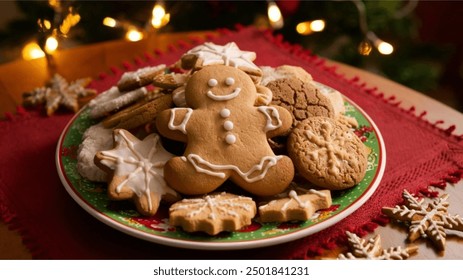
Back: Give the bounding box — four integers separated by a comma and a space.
23, 74, 96, 116
95, 129, 179, 216
338, 231, 418, 260
181, 42, 262, 80
169, 192, 256, 235
258, 188, 332, 222
382, 189, 463, 251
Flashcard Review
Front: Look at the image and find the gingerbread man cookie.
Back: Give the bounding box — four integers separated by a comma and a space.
156, 65, 294, 196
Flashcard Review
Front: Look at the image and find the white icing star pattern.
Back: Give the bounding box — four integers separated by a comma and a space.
338, 232, 418, 260
98, 130, 176, 213
185, 42, 260, 71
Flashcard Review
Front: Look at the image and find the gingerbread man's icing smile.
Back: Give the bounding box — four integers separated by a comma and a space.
206, 77, 241, 101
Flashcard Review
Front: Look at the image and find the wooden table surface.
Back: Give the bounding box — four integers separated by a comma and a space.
1, 31, 463, 260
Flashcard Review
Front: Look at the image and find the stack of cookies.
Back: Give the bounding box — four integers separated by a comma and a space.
77, 42, 368, 235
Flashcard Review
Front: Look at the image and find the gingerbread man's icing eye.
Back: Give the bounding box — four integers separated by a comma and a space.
225, 77, 235, 86
208, 79, 218, 87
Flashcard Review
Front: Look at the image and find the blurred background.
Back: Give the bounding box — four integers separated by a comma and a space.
0, 0, 462, 112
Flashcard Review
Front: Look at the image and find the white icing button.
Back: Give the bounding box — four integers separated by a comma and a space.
225, 133, 236, 144
225, 77, 235, 86
208, 78, 218, 87
223, 120, 234, 131
220, 108, 231, 118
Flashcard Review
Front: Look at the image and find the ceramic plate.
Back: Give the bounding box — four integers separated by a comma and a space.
56, 83, 386, 250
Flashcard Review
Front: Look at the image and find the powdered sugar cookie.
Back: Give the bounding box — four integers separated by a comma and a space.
260, 65, 313, 86
77, 123, 113, 182
117, 65, 166, 92
312, 81, 345, 117
169, 192, 256, 235
94, 129, 180, 216
288, 117, 367, 190
89, 86, 148, 119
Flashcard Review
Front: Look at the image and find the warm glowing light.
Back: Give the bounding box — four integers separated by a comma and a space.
151, 4, 170, 29
377, 41, 394, 55
22, 42, 45, 60
60, 13, 81, 35
267, 2, 283, 29
296, 22, 311, 35
358, 40, 373, 56
310, 20, 325, 32
43, 19, 52, 30
103, 17, 117, 27
125, 28, 144, 42
152, 4, 165, 19
267, 2, 282, 22
45, 36, 59, 53
296, 19, 325, 35
48, 0, 60, 8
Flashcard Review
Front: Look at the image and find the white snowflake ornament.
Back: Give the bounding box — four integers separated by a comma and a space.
382, 189, 463, 251
338, 231, 418, 260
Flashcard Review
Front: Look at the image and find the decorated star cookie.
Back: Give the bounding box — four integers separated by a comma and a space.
181, 42, 262, 83
338, 231, 418, 260
23, 74, 96, 116
169, 192, 256, 235
382, 189, 463, 251
258, 188, 332, 222
95, 129, 180, 216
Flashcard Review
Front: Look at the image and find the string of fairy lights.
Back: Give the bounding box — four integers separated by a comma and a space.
21, 0, 418, 62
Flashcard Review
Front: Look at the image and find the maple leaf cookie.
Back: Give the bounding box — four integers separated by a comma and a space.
95, 129, 180, 216
169, 192, 256, 235
258, 188, 332, 222
288, 116, 368, 190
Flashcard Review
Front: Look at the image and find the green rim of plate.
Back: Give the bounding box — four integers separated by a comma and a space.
56, 84, 385, 250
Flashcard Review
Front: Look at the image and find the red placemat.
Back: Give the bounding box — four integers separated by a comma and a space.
1, 27, 462, 259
